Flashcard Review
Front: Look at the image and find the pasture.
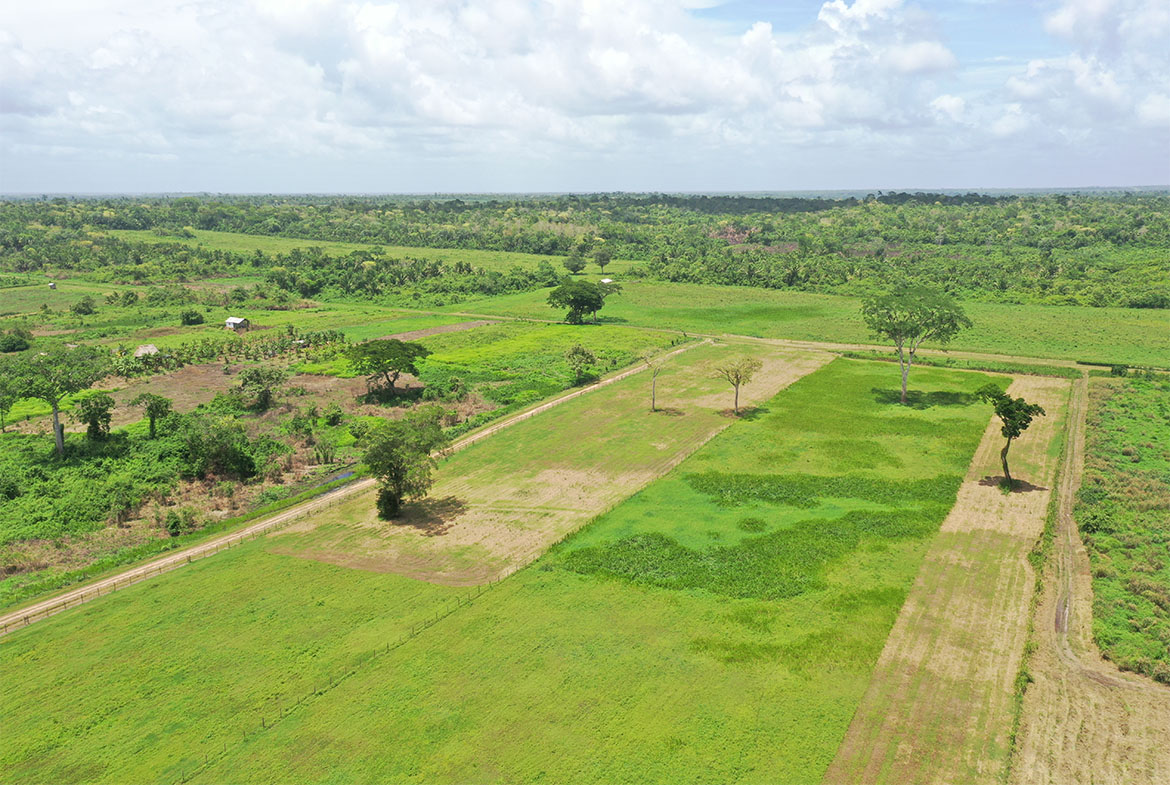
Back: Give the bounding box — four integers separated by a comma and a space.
103, 228, 639, 276
438, 280, 1170, 367
0, 358, 996, 783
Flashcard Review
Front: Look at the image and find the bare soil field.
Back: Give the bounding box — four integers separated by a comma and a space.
379, 319, 496, 341
1010, 377, 1170, 785
267, 343, 833, 585
824, 375, 1071, 785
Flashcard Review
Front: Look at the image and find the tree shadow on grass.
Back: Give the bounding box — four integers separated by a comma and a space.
718, 405, 769, 421
871, 388, 976, 409
978, 476, 1048, 493
650, 407, 686, 417
393, 496, 467, 537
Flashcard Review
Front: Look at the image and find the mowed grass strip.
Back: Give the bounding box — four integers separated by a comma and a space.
179, 359, 995, 784
267, 341, 831, 584
442, 280, 1170, 367
824, 375, 1071, 785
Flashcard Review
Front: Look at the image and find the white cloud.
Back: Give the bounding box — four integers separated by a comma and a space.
0, 0, 1165, 191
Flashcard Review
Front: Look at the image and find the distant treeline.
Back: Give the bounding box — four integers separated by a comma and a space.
1, 193, 1166, 308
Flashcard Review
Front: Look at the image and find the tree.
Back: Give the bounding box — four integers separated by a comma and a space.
71, 296, 96, 316
72, 391, 115, 440
861, 286, 972, 404
11, 345, 110, 456
547, 278, 620, 324
131, 392, 173, 438
593, 247, 612, 273
237, 365, 290, 410
644, 354, 663, 412
363, 407, 451, 518
0, 332, 30, 353
976, 384, 1046, 488
348, 339, 431, 393
180, 309, 204, 325
562, 250, 587, 275
564, 344, 597, 385
713, 356, 762, 414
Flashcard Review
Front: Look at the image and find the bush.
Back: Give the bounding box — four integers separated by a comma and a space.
180, 309, 205, 326
0, 333, 30, 353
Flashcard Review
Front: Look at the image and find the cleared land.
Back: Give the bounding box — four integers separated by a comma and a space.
0, 359, 994, 784
825, 375, 1071, 785
184, 359, 996, 783
1011, 377, 1170, 785
441, 280, 1170, 367
268, 341, 830, 584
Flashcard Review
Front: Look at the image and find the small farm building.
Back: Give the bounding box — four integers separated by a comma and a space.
225, 316, 250, 331
134, 344, 159, 358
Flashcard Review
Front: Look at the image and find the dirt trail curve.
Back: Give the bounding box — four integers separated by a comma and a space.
1010, 375, 1170, 785
0, 340, 707, 637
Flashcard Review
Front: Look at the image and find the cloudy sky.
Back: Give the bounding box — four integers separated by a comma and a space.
1, 0, 1167, 193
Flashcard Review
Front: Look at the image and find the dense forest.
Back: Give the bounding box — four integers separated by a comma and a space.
1, 192, 1167, 308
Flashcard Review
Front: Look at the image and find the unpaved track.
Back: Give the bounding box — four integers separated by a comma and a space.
1010, 376, 1170, 785
0, 340, 705, 636
824, 376, 1071, 785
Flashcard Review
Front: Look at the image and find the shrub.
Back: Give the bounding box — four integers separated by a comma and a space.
180, 309, 205, 326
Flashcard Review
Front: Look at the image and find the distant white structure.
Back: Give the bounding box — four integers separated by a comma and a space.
47, 282, 57, 290
134, 344, 159, 358
225, 316, 250, 331
600, 278, 614, 284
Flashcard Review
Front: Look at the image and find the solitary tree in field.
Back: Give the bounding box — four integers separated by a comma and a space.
713, 356, 763, 414
564, 344, 597, 385
643, 354, 663, 412
976, 383, 1046, 489
11, 345, 110, 456
348, 339, 431, 393
593, 248, 612, 273
72, 391, 115, 440
132, 392, 173, 438
364, 408, 450, 518
861, 286, 971, 405
237, 365, 290, 410
563, 249, 587, 275
547, 278, 606, 324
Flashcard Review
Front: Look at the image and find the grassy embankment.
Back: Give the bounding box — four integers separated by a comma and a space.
0, 357, 994, 784
1076, 376, 1170, 683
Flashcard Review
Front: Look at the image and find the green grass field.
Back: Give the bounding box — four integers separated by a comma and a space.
0, 358, 996, 784
103, 228, 638, 275
439, 280, 1170, 366
1077, 377, 1170, 684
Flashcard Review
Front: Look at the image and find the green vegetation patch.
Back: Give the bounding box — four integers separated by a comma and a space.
1076, 377, 1170, 684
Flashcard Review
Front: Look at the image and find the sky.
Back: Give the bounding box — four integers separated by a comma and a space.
1, 0, 1168, 193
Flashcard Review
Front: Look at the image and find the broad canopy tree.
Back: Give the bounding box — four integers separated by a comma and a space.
547, 278, 621, 324
977, 383, 1046, 488
364, 406, 451, 518
10, 345, 110, 456
348, 339, 431, 393
237, 365, 290, 411
861, 286, 972, 404
72, 392, 115, 441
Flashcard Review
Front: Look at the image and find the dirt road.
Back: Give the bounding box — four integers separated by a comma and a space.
1009, 376, 1170, 785
0, 340, 705, 636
